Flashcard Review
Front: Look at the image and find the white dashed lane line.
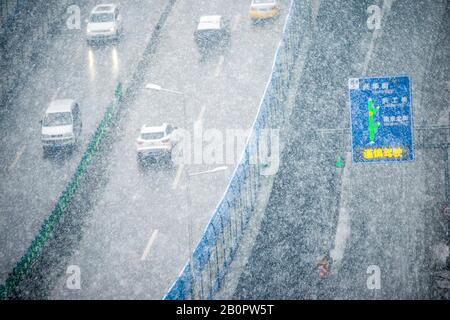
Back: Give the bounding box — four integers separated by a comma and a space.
172, 164, 185, 190
141, 229, 159, 261
8, 144, 26, 172
214, 55, 225, 77
231, 14, 241, 32
362, 0, 395, 74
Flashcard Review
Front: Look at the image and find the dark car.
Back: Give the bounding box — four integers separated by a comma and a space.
194, 15, 230, 54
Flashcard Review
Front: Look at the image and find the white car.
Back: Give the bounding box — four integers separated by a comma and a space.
41, 99, 82, 152
135, 123, 177, 163
86, 4, 122, 44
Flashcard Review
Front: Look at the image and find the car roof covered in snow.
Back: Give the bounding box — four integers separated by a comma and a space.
252, 0, 277, 4
46, 99, 74, 113
92, 4, 116, 13
141, 123, 168, 134
197, 15, 222, 31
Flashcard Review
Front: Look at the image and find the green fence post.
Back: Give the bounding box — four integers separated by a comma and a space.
115, 82, 123, 104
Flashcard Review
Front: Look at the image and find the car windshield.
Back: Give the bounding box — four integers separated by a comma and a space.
141, 132, 165, 140
90, 13, 114, 23
43, 112, 72, 127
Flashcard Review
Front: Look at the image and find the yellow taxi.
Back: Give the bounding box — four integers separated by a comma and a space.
249, 0, 280, 21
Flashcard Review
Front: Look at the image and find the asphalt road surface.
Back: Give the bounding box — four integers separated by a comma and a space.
233, 0, 449, 299
0, 0, 168, 283
45, 0, 289, 299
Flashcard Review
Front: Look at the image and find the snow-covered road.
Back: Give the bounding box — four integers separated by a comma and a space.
0, 0, 168, 284
39, 0, 289, 299
233, 0, 449, 299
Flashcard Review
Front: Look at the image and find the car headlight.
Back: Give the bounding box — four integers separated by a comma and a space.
109, 27, 115, 32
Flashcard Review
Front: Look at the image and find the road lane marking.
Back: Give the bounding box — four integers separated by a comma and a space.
9, 144, 26, 172
52, 87, 62, 100
141, 229, 159, 261
330, 152, 352, 271
214, 55, 225, 77
231, 14, 241, 32
196, 105, 206, 124
172, 164, 185, 190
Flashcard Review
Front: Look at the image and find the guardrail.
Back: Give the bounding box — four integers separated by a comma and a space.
164, 0, 309, 300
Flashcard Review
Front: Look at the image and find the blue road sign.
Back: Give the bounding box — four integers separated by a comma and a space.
348, 75, 414, 163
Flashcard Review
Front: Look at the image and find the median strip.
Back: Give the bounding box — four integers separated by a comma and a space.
0, 0, 178, 300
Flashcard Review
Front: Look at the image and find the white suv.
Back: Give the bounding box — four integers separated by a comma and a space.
86, 4, 122, 44
136, 123, 177, 164
41, 99, 82, 153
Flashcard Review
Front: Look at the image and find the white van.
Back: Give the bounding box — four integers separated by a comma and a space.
41, 99, 82, 152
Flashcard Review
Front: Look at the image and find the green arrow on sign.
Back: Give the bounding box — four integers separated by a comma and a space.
368, 98, 380, 143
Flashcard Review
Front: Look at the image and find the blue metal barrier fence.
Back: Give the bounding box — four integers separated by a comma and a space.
164, 0, 311, 300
